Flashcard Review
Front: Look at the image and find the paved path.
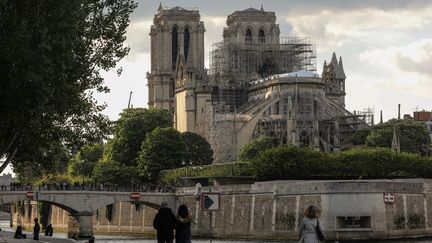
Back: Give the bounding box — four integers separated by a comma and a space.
0, 231, 77, 243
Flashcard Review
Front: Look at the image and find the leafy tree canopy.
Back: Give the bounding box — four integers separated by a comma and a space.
0, 0, 137, 175
68, 143, 104, 178
366, 119, 431, 155
138, 127, 186, 182
105, 108, 173, 166
181, 132, 213, 166
345, 128, 371, 146
13, 141, 71, 183
238, 136, 278, 162
92, 159, 139, 185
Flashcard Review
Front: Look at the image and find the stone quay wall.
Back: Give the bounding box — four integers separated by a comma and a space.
11, 179, 432, 240
11, 201, 158, 236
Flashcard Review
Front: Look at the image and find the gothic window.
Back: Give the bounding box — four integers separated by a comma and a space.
300, 92, 312, 113
245, 29, 253, 44
172, 27, 178, 70
299, 130, 310, 147
258, 29, 265, 43
184, 27, 190, 63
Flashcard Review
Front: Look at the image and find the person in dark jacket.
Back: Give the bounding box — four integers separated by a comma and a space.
33, 218, 40, 240
153, 202, 175, 243
175, 204, 192, 243
14, 226, 26, 239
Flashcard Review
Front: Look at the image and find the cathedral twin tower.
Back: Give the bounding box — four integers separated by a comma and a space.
147, 5, 205, 112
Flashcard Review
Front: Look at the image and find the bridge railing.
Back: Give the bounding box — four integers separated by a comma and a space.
1, 183, 175, 193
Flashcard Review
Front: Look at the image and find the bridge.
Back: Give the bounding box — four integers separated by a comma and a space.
0, 190, 176, 238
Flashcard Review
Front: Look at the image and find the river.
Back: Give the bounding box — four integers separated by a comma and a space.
2, 221, 432, 243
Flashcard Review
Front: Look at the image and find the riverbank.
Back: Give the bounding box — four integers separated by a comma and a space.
0, 230, 76, 243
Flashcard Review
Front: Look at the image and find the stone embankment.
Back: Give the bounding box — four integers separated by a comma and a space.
12, 179, 432, 241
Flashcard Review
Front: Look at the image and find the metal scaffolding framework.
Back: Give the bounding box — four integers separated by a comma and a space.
209, 37, 317, 84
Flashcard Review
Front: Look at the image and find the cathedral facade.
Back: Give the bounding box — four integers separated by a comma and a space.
147, 5, 368, 162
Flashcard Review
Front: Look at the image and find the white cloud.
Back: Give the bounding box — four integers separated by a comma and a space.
124, 19, 153, 59
286, 7, 432, 51
202, 16, 226, 67
359, 38, 432, 82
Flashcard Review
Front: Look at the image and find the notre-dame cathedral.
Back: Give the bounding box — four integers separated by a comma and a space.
147, 4, 368, 162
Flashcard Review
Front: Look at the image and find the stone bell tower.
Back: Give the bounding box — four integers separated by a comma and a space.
147, 4, 205, 112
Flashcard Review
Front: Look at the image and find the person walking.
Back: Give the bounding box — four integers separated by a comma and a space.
175, 204, 193, 243
33, 218, 40, 240
153, 202, 175, 243
299, 205, 324, 243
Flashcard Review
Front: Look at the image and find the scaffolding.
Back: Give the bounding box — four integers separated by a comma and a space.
354, 107, 375, 126
209, 37, 317, 85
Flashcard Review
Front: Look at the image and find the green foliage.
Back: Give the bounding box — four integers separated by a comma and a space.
251, 145, 330, 181
94, 108, 172, 184
239, 136, 278, 162
160, 162, 252, 185
35, 174, 74, 185
366, 119, 431, 155
251, 146, 432, 181
181, 132, 213, 166
345, 128, 371, 145
138, 127, 186, 182
14, 141, 71, 183
0, 0, 137, 175
107, 108, 173, 167
68, 143, 104, 177
92, 160, 139, 185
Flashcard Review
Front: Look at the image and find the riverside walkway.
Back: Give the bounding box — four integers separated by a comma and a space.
0, 231, 75, 243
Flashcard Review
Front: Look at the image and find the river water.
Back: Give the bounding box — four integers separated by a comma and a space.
2, 221, 432, 243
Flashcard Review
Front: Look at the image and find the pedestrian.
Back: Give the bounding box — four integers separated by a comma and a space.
175, 204, 193, 243
14, 225, 26, 239
153, 202, 175, 243
33, 218, 40, 240
45, 224, 53, 236
299, 205, 324, 243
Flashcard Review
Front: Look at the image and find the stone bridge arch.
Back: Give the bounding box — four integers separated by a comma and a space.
0, 191, 176, 238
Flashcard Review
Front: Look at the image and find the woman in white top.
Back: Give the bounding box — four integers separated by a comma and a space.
299, 205, 323, 243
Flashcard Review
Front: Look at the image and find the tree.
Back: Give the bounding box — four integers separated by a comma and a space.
138, 127, 186, 182
238, 136, 278, 162
107, 108, 173, 167
366, 119, 431, 155
0, 0, 137, 174
92, 159, 139, 185
345, 128, 371, 146
251, 145, 329, 181
181, 132, 213, 166
13, 141, 71, 183
68, 144, 104, 178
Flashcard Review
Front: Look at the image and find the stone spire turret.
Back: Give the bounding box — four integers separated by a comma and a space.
338, 56, 346, 79
260, 4, 264, 11
158, 2, 163, 11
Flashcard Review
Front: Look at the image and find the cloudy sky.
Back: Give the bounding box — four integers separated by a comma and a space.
97, 0, 432, 122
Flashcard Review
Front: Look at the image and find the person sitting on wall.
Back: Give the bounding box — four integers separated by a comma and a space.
14, 225, 26, 239
44, 224, 53, 236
